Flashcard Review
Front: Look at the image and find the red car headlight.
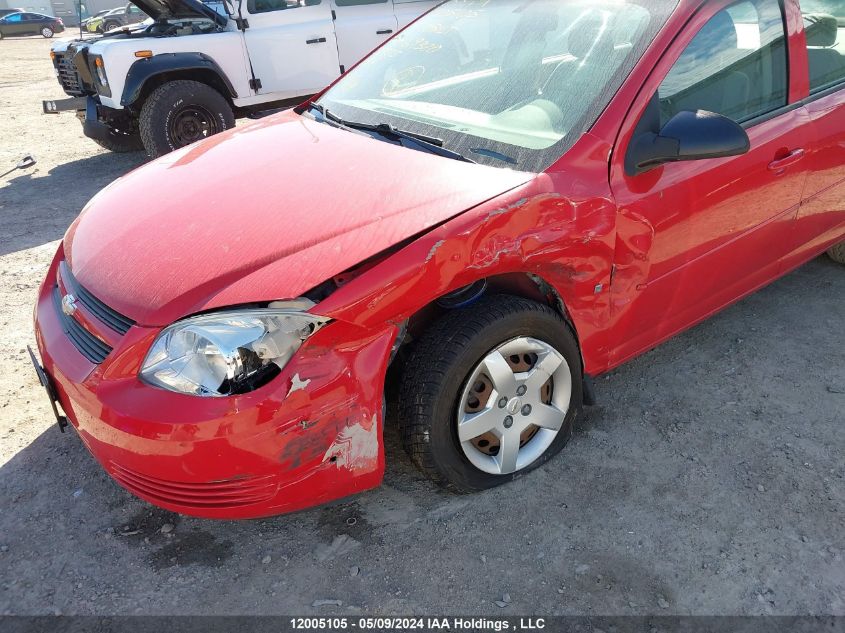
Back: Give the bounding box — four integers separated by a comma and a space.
139, 305, 329, 397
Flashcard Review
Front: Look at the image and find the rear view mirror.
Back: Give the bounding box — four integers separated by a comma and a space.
626, 110, 750, 176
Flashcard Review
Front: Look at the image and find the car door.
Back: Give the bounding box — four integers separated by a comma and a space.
786, 0, 845, 260
242, 0, 340, 99
392, 0, 436, 29
608, 0, 813, 364
2, 13, 26, 35
23, 13, 44, 35
331, 0, 397, 72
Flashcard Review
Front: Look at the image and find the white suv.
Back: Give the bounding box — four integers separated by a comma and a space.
44, 0, 435, 157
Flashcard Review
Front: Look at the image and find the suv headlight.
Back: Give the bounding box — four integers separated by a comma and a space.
140, 306, 329, 397
93, 56, 108, 87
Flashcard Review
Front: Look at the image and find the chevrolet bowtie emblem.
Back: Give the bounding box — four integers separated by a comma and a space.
61, 293, 78, 317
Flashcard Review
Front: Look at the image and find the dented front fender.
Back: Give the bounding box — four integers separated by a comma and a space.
317, 134, 619, 376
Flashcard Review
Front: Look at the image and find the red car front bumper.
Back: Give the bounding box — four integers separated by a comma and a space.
33, 248, 397, 519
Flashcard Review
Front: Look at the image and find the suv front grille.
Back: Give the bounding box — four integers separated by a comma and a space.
54, 51, 84, 96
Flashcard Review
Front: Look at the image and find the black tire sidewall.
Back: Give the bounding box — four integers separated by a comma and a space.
415, 301, 582, 491
140, 81, 234, 158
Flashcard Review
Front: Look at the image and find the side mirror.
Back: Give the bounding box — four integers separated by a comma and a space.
625, 110, 750, 176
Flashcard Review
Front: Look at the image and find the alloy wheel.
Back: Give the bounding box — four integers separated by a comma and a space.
456, 336, 571, 475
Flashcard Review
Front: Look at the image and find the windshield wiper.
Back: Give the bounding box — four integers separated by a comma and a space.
308, 104, 476, 164
470, 147, 517, 165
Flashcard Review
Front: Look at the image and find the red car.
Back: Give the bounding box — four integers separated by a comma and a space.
32, 0, 845, 518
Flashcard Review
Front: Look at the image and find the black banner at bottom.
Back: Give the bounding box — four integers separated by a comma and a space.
1, 616, 843, 633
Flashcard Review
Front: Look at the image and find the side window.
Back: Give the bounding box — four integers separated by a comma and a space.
335, 0, 387, 5
248, 0, 320, 14
802, 1, 845, 93
658, 0, 788, 125
5, 12, 21, 20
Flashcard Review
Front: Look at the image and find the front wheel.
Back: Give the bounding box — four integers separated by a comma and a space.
41, 26, 54, 37
828, 241, 845, 265
102, 20, 120, 31
397, 294, 583, 493
139, 80, 235, 159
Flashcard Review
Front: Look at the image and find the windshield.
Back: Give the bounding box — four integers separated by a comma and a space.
316, 0, 677, 171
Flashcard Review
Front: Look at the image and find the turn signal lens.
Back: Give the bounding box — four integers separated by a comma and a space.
134, 50, 153, 58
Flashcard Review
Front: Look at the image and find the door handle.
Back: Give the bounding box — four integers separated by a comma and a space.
306, 37, 327, 44
376, 29, 393, 35
768, 149, 805, 172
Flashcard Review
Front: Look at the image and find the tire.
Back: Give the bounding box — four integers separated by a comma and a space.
139, 80, 235, 159
397, 294, 583, 493
828, 241, 845, 265
41, 26, 54, 38
103, 20, 119, 31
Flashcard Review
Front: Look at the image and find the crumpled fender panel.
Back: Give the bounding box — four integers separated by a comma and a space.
316, 133, 618, 376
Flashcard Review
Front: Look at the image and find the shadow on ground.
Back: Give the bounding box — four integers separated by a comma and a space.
0, 151, 145, 256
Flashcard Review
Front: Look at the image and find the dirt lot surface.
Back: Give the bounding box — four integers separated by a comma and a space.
0, 36, 843, 617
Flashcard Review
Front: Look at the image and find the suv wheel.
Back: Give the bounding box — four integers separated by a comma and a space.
139, 80, 235, 158
41, 26, 54, 37
828, 241, 845, 265
397, 294, 583, 493
103, 20, 120, 31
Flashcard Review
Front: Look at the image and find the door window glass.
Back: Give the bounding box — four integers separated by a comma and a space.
658, 0, 787, 124
248, 0, 320, 14
336, 0, 387, 5
5, 12, 21, 20
802, 0, 845, 92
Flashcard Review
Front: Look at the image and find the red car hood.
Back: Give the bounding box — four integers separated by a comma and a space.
65, 111, 532, 326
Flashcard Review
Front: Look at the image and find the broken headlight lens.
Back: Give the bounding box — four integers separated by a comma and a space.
139, 307, 328, 397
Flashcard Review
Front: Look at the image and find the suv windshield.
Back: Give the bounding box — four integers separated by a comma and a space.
315, 0, 677, 172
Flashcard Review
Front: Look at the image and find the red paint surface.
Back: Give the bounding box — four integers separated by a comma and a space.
34, 0, 845, 518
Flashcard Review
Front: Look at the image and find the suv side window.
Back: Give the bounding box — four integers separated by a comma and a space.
658, 0, 787, 125
802, 1, 845, 93
336, 0, 387, 5
248, 0, 320, 14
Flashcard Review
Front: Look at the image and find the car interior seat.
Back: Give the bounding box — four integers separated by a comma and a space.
661, 10, 752, 123
804, 13, 844, 90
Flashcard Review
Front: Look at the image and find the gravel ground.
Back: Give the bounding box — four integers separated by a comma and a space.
0, 36, 843, 617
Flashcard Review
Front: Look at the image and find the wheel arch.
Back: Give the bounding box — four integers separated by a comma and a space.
402, 272, 579, 347
383, 271, 593, 415
121, 53, 237, 111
